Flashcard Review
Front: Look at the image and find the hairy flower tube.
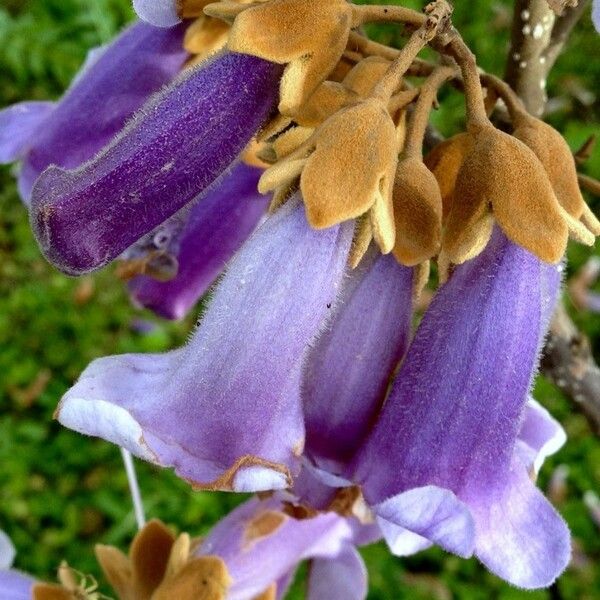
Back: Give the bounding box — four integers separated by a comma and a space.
0, 21, 188, 203
57, 200, 353, 491
29, 50, 281, 275
352, 229, 569, 588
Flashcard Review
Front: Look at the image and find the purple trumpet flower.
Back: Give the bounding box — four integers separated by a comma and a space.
30, 51, 281, 275
196, 493, 370, 600
303, 249, 414, 475
352, 229, 570, 589
0, 531, 35, 600
56, 200, 353, 491
128, 162, 269, 320
0, 21, 188, 203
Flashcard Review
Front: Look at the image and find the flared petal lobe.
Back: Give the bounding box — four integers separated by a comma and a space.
57, 200, 352, 491
196, 495, 358, 600
9, 22, 188, 203
303, 250, 413, 472
354, 229, 569, 588
128, 163, 268, 319
133, 0, 181, 26
31, 52, 281, 275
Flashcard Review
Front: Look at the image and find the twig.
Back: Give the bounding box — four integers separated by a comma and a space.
505, 0, 600, 435
540, 304, 600, 435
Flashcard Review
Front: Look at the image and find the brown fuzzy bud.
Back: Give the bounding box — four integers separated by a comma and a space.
392, 157, 442, 266
443, 124, 569, 264
208, 0, 353, 114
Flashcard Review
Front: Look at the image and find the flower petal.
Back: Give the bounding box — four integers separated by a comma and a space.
0, 570, 35, 600
57, 200, 352, 490
30, 52, 281, 275
0, 101, 55, 163
307, 546, 367, 600
133, 0, 181, 26
469, 460, 570, 589
0, 531, 15, 569
197, 495, 354, 600
303, 251, 413, 472
17, 22, 188, 203
128, 163, 268, 319
516, 398, 566, 476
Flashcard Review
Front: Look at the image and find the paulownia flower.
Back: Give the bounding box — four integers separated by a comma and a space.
205, 0, 355, 114
0, 530, 35, 600
593, 0, 600, 31
134, 0, 215, 26
303, 248, 414, 474
127, 163, 269, 320
352, 228, 570, 588
56, 200, 352, 491
0, 21, 188, 203
29, 51, 281, 275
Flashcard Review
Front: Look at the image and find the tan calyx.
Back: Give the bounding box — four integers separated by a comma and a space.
33, 563, 105, 600
244, 510, 287, 546
260, 97, 399, 254
442, 123, 573, 265
92, 519, 231, 600
511, 112, 600, 237
205, 0, 354, 114
392, 156, 442, 266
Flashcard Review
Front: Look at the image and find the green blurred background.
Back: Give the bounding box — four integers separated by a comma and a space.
0, 0, 599, 598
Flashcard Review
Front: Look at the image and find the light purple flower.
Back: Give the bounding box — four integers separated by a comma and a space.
30, 50, 280, 276
127, 162, 269, 320
196, 493, 369, 600
0, 531, 35, 600
593, 0, 600, 32
351, 229, 569, 588
0, 21, 188, 203
56, 200, 352, 491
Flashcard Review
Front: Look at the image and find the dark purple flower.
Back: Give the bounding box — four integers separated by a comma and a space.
127, 162, 269, 320
56, 200, 352, 491
196, 493, 369, 600
0, 21, 188, 203
30, 50, 281, 275
352, 229, 569, 588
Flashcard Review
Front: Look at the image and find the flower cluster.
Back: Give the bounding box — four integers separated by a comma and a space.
1, 0, 599, 596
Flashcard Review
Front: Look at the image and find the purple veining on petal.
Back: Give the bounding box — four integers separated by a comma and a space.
11, 21, 188, 203
57, 200, 352, 491
128, 163, 269, 320
353, 228, 569, 588
30, 51, 281, 275
303, 249, 413, 473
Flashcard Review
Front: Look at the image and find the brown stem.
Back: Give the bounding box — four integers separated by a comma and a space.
446, 37, 489, 128
541, 303, 600, 435
404, 66, 457, 157
388, 88, 421, 114
371, 0, 453, 102
480, 73, 529, 121
579, 173, 600, 197
351, 3, 427, 27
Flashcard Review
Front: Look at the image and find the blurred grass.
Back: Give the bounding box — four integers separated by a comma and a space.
0, 0, 599, 598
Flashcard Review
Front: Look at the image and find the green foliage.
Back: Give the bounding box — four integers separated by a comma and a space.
0, 1, 599, 598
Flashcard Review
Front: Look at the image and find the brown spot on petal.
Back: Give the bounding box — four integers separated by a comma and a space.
392, 157, 442, 266
245, 511, 287, 544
